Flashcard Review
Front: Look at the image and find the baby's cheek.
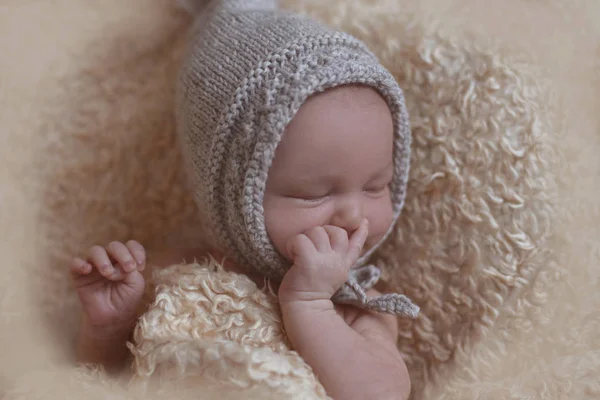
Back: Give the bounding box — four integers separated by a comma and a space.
264, 201, 321, 260
367, 198, 395, 240
264, 208, 291, 258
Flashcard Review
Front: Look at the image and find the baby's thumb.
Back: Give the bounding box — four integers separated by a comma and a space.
347, 219, 369, 264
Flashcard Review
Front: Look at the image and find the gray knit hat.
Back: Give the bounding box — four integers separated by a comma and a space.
176, 0, 418, 317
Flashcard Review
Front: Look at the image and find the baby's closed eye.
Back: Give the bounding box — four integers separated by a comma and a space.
365, 184, 388, 194
292, 192, 331, 205
278, 183, 332, 204
364, 179, 392, 197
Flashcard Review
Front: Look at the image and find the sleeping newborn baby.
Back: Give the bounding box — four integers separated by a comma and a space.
69, 0, 418, 398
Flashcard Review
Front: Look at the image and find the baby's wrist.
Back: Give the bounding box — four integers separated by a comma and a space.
76, 316, 136, 373
278, 294, 336, 315
79, 316, 136, 342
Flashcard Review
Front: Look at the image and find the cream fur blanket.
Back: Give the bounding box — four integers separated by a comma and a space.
1, 0, 599, 399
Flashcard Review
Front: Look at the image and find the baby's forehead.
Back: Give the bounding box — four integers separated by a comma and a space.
268, 107, 394, 183
281, 87, 393, 140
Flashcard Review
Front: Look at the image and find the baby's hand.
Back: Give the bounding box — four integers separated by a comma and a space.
279, 219, 368, 305
70, 240, 146, 332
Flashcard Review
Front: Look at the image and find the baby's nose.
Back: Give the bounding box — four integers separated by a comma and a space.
330, 195, 363, 235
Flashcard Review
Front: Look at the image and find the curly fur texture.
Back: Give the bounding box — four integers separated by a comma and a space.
286, 2, 559, 396
127, 259, 328, 399
2, 0, 600, 399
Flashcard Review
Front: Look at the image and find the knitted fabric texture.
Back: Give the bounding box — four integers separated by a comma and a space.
176, 0, 418, 317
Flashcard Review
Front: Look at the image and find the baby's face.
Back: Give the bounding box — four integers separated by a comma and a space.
264, 85, 395, 261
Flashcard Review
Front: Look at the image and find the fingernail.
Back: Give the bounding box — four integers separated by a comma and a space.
101, 263, 113, 273
136, 258, 144, 266
124, 260, 136, 272
110, 269, 123, 280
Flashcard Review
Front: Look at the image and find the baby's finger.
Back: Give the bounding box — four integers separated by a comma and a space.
305, 226, 331, 252
87, 246, 122, 281
125, 240, 146, 271
69, 257, 92, 278
347, 219, 369, 262
107, 241, 137, 273
287, 234, 316, 261
323, 225, 348, 253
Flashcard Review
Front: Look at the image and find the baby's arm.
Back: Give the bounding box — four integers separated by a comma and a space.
71, 243, 206, 373
75, 315, 136, 373
70, 241, 147, 372
281, 302, 409, 400
278, 221, 410, 400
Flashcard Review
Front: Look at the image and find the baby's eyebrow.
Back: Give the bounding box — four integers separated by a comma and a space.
369, 161, 394, 180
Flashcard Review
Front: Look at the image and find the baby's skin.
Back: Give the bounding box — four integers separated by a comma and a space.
71, 86, 411, 400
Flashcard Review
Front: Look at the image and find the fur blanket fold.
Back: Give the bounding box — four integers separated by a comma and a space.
128, 260, 329, 399
1, 0, 600, 399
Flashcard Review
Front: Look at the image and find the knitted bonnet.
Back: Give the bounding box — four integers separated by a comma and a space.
176, 0, 419, 317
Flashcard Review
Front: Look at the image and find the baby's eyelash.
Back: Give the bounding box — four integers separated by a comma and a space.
284, 192, 330, 203
368, 181, 390, 190
300, 194, 329, 203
